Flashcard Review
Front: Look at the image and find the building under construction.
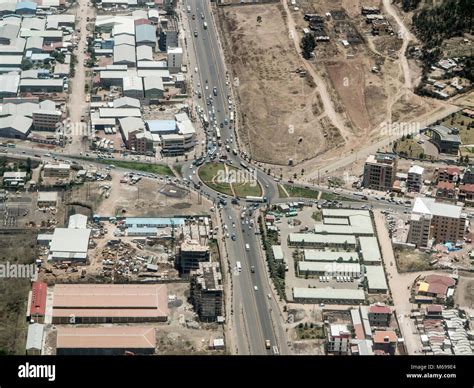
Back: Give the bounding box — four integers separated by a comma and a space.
177, 239, 210, 275
190, 262, 223, 322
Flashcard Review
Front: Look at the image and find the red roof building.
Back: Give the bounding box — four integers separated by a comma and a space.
30, 282, 47, 323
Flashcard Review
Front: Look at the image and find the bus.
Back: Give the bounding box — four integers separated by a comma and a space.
230, 111, 234, 123
236, 261, 242, 272
215, 127, 221, 140
245, 196, 267, 203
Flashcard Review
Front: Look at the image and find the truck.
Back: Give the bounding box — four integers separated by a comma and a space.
203, 22, 208, 29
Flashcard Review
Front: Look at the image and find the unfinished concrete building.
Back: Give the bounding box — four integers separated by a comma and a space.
190, 262, 223, 322
177, 239, 210, 275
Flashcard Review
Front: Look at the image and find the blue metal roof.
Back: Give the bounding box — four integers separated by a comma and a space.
146, 120, 176, 134
16, 1, 37, 10
135, 24, 156, 43
125, 217, 186, 227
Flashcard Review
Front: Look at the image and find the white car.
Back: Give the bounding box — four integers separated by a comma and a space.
194, 67, 198, 73
254, 286, 258, 291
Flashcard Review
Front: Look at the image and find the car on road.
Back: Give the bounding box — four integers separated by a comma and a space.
250, 266, 255, 273
254, 285, 258, 291
194, 31, 198, 37
201, 12, 204, 19
194, 67, 198, 73
231, 233, 236, 241
265, 340, 271, 349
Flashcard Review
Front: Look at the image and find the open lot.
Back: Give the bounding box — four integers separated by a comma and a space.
217, 3, 327, 165
96, 172, 212, 217
394, 247, 431, 273
0, 233, 37, 355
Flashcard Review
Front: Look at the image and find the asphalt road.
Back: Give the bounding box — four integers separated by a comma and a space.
182, 0, 284, 355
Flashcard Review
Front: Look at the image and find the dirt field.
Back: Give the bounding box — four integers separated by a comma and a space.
454, 274, 474, 309
0, 233, 37, 355
96, 173, 212, 217
217, 3, 327, 165
394, 247, 432, 273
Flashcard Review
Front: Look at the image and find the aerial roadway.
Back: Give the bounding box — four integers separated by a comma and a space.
182, 0, 285, 355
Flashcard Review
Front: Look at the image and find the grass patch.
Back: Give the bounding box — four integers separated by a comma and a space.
198, 163, 234, 196
278, 184, 289, 198
0, 233, 36, 355
283, 185, 319, 199
295, 323, 325, 340
393, 138, 426, 159
440, 112, 474, 145
259, 215, 286, 300
394, 247, 432, 272
233, 179, 262, 197
86, 158, 174, 176
311, 211, 322, 221
320, 192, 361, 202
198, 162, 261, 197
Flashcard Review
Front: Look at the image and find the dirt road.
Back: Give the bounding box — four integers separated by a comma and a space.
374, 210, 425, 355
281, 0, 349, 142
67, 0, 96, 151
382, 0, 416, 91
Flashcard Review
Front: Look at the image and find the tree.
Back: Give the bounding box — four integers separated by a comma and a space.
26, 158, 32, 175
21, 59, 33, 71
257, 16, 262, 24
301, 34, 316, 60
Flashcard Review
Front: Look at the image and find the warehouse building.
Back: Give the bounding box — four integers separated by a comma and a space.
19, 79, 64, 93
52, 284, 169, 324
56, 326, 156, 355
288, 233, 357, 248
27, 281, 47, 323
37, 191, 58, 207
293, 288, 366, 304
135, 24, 157, 51
0, 115, 32, 139
304, 250, 359, 263
365, 265, 388, 293
0, 73, 20, 98
297, 262, 362, 278
358, 236, 382, 264
190, 262, 223, 322
48, 227, 91, 263
26, 323, 44, 355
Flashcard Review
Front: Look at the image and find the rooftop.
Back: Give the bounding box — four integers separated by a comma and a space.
412, 197, 463, 219
293, 287, 365, 301
56, 326, 156, 350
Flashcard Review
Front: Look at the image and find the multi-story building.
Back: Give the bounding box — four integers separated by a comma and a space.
428, 125, 461, 155
326, 324, 351, 355
177, 239, 210, 275
190, 262, 223, 322
167, 47, 182, 73
363, 152, 398, 191
458, 184, 474, 205
437, 166, 463, 183
368, 304, 391, 328
43, 163, 70, 178
159, 19, 178, 51
130, 131, 154, 155
32, 109, 62, 131
407, 197, 466, 248
435, 181, 456, 202
407, 165, 424, 192
462, 165, 474, 184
